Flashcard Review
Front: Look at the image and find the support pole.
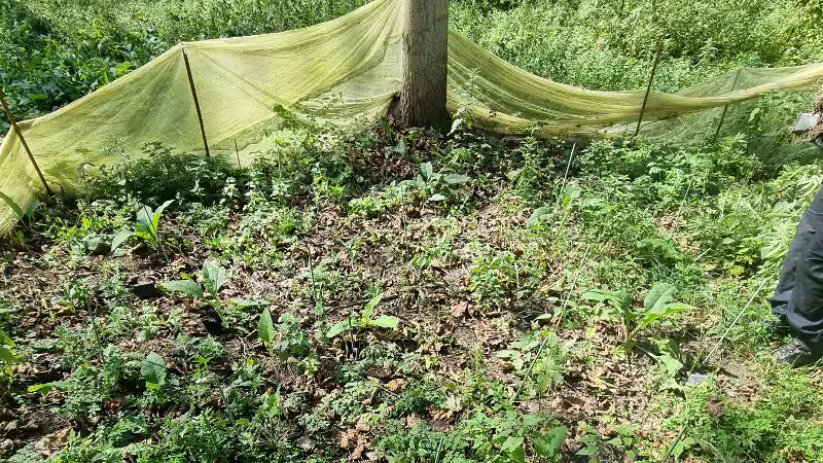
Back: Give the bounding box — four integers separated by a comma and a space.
0, 89, 52, 196
634, 41, 664, 138
182, 45, 211, 159
712, 69, 742, 141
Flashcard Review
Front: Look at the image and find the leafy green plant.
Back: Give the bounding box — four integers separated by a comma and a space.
400, 162, 471, 203
378, 422, 467, 463
260, 311, 311, 360
258, 387, 282, 419
348, 195, 387, 218
462, 411, 567, 463
111, 200, 174, 252
498, 330, 565, 397
0, 330, 21, 376
327, 293, 400, 339
469, 249, 518, 307
258, 308, 275, 348
582, 283, 694, 343
258, 309, 315, 376
141, 352, 167, 390
159, 259, 255, 325
574, 425, 606, 462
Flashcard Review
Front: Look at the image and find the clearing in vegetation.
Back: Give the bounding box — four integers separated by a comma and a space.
2, 0, 823, 462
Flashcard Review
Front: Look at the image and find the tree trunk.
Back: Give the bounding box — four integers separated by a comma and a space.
393, 0, 449, 130
813, 92, 823, 146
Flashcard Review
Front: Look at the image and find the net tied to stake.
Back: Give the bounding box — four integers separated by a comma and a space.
2, 0, 823, 234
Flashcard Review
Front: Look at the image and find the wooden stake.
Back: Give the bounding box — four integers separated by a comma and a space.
182, 46, 211, 159
0, 89, 52, 196
712, 68, 742, 141
634, 41, 664, 138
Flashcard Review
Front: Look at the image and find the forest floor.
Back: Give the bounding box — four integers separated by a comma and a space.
2, 127, 822, 463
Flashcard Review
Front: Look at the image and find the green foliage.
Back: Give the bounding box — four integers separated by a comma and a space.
469, 249, 518, 308
271, 313, 312, 360
5, 123, 823, 463
159, 279, 204, 299
140, 352, 167, 390
640, 283, 692, 331
0, 0, 366, 130
400, 162, 472, 205
378, 423, 470, 463
30, 344, 141, 422
379, 411, 566, 463
497, 330, 565, 397
670, 375, 823, 462
461, 411, 566, 463
222, 201, 311, 266
110, 200, 174, 252
452, 0, 823, 93
159, 259, 244, 326
3, 1, 823, 461
582, 283, 693, 342
0, 329, 21, 376
259, 309, 314, 374
91, 143, 242, 205
258, 308, 275, 347
201, 259, 230, 298
327, 293, 400, 338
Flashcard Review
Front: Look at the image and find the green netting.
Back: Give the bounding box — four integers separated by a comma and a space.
2, 0, 823, 234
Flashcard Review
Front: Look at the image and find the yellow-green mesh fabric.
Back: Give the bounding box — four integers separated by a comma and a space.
2, 0, 823, 234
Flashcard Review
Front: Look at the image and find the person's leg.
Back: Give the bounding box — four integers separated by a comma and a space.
787, 223, 823, 354
770, 210, 816, 318
778, 185, 823, 365
769, 188, 823, 343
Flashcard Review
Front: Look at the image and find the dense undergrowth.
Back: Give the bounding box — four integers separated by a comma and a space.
2, 0, 823, 462
1, 122, 822, 462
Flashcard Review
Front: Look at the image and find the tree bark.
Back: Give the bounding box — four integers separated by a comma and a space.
813, 92, 823, 146
393, 0, 449, 130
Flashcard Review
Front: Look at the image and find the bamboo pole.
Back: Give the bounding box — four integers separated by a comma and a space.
634, 41, 664, 138
0, 89, 53, 196
712, 68, 743, 141
181, 45, 211, 159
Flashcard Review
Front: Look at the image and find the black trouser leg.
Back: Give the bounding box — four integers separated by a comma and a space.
771, 211, 818, 316
784, 185, 823, 352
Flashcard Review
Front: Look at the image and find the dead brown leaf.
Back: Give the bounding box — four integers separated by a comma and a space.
338, 429, 358, 450
706, 397, 725, 419
405, 414, 422, 429
385, 378, 405, 393
34, 428, 70, 457
351, 441, 367, 460
355, 416, 371, 432
450, 301, 468, 318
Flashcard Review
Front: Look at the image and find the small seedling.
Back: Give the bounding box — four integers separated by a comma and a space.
111, 200, 174, 252
498, 330, 565, 396
327, 293, 400, 339
160, 259, 265, 325
400, 162, 470, 203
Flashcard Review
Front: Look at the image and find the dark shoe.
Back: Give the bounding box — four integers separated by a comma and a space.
775, 339, 822, 367
766, 314, 791, 338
